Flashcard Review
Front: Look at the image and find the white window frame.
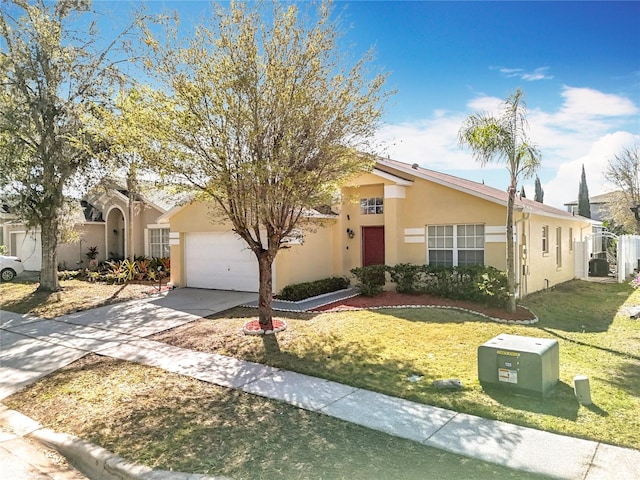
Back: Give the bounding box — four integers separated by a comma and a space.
427, 224, 485, 267
542, 225, 549, 254
360, 197, 384, 215
568, 227, 573, 253
146, 226, 170, 258
556, 227, 562, 268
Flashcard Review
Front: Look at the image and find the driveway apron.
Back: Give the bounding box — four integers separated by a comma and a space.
0, 288, 257, 401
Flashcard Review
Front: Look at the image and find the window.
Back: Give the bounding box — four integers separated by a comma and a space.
360, 197, 383, 215
542, 225, 549, 253
556, 227, 562, 267
568, 227, 573, 252
149, 228, 170, 258
427, 224, 484, 267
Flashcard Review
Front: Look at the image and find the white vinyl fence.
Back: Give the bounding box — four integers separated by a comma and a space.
617, 235, 640, 282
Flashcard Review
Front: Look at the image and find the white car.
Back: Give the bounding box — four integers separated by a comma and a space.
0, 255, 25, 281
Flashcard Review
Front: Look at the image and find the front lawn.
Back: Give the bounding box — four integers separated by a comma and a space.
0, 277, 162, 318
150, 280, 640, 450
4, 355, 544, 479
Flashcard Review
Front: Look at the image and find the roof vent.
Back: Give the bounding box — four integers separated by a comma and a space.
412, 163, 419, 170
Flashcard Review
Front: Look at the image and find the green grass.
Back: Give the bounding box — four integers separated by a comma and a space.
5, 355, 546, 480
4, 279, 638, 477
152, 280, 640, 450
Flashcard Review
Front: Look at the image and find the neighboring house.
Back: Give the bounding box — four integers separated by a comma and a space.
162, 158, 593, 298
1, 202, 43, 270
563, 191, 620, 222
1, 183, 172, 271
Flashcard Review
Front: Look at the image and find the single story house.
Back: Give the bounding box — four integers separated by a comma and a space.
1, 183, 172, 271
162, 158, 593, 298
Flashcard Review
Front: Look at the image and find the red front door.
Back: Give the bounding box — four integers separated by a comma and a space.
362, 226, 385, 266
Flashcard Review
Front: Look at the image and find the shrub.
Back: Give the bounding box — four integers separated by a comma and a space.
474, 268, 509, 307
351, 265, 386, 297
386, 264, 509, 308
388, 263, 422, 294
57, 270, 80, 281
278, 276, 350, 302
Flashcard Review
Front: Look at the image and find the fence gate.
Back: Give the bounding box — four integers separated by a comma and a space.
574, 231, 619, 281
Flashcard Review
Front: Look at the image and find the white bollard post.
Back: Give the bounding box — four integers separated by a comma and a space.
574, 375, 592, 405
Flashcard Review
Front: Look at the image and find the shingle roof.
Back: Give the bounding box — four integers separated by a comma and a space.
377, 158, 583, 221
563, 191, 621, 206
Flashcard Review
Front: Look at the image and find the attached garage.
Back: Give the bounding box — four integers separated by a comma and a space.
184, 232, 260, 292
11, 231, 41, 271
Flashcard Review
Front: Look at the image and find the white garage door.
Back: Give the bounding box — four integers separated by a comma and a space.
185, 232, 259, 292
13, 231, 42, 271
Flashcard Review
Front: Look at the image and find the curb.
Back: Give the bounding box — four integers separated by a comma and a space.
1, 405, 230, 480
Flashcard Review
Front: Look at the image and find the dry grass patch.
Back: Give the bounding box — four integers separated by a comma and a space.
5, 355, 543, 480
0, 278, 161, 318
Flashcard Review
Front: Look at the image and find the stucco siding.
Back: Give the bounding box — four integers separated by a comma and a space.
273, 220, 337, 292
519, 214, 584, 295
58, 224, 106, 268
167, 200, 340, 292
340, 184, 385, 272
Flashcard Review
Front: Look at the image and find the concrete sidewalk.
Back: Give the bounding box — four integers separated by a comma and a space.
1, 287, 639, 479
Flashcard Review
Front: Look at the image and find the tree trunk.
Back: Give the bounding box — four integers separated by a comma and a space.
256, 251, 275, 330
38, 217, 60, 292
505, 182, 517, 313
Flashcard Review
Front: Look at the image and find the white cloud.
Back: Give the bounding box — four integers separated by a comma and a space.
467, 95, 502, 113
559, 86, 638, 118
494, 66, 553, 81
376, 115, 473, 170
542, 131, 640, 208
376, 86, 639, 209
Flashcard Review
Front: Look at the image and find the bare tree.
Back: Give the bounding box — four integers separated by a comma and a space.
137, 1, 391, 328
604, 145, 640, 234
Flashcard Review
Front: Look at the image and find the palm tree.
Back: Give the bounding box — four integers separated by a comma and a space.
458, 89, 541, 312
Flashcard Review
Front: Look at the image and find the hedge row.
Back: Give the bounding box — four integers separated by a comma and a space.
351, 263, 509, 307
277, 276, 350, 302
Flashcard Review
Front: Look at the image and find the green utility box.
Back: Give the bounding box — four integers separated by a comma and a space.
478, 334, 559, 398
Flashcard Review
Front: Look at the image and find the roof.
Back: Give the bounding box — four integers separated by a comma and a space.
80, 200, 104, 222
376, 157, 584, 221
563, 191, 621, 207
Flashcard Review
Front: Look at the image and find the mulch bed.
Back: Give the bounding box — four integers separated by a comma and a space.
243, 318, 288, 335
313, 291, 536, 322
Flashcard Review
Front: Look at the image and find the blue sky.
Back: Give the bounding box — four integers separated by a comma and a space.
98, 1, 640, 209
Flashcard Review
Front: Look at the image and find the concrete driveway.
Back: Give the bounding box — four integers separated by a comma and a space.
0, 288, 257, 401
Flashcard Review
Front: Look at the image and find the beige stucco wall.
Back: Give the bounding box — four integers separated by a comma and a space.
273, 220, 337, 292
518, 213, 586, 295
337, 175, 509, 273
167, 200, 338, 292
100, 194, 164, 260
335, 171, 593, 296
340, 184, 385, 273
165, 168, 593, 297
58, 223, 106, 268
